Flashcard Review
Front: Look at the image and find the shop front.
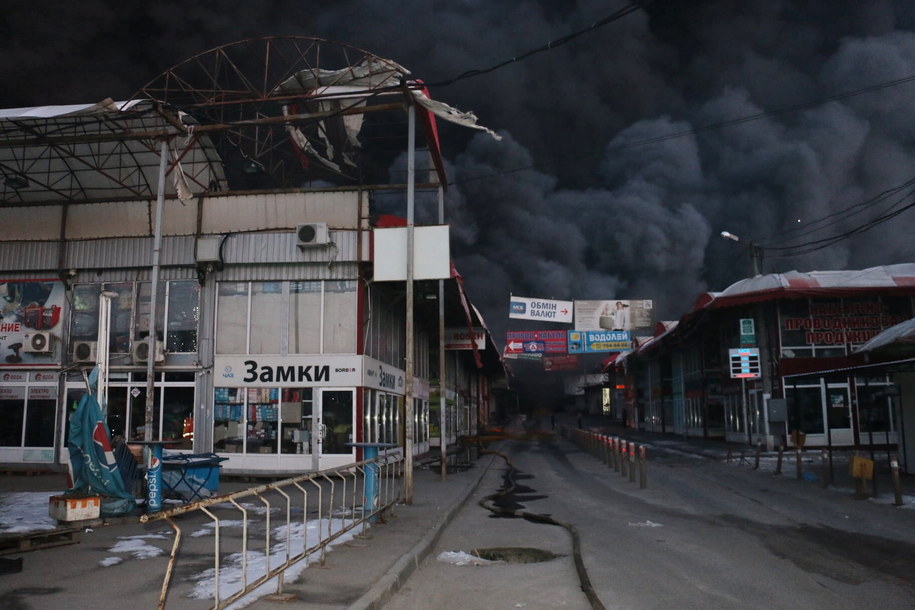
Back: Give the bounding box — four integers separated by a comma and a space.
0, 371, 58, 463
212, 354, 406, 473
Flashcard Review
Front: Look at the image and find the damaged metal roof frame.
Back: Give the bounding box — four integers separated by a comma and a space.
0, 98, 225, 204
0, 35, 499, 207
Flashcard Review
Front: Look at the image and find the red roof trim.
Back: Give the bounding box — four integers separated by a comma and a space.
787, 277, 820, 288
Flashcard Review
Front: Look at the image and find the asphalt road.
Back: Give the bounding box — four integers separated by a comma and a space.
386, 427, 915, 610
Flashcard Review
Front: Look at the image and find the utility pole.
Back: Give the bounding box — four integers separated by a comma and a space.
721, 231, 763, 276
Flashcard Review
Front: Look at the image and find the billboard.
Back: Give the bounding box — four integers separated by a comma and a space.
444, 328, 486, 350
504, 330, 567, 355
373, 225, 451, 281
508, 296, 573, 323
567, 330, 632, 354
574, 300, 653, 332
1, 280, 66, 367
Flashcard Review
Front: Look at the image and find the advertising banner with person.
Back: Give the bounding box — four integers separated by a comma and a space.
0, 279, 66, 366
573, 299, 654, 333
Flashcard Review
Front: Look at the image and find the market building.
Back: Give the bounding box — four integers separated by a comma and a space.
606, 265, 915, 473
0, 38, 507, 475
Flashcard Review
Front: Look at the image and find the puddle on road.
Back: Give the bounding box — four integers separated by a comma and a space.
437, 547, 564, 566
470, 547, 564, 564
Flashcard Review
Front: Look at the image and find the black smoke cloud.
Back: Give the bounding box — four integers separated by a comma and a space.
4, 1, 915, 340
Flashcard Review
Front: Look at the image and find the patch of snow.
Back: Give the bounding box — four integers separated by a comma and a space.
436, 550, 502, 566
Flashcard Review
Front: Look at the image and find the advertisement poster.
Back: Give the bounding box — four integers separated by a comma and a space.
504, 330, 568, 355
574, 300, 654, 332
508, 296, 574, 323
567, 330, 632, 354
0, 280, 66, 366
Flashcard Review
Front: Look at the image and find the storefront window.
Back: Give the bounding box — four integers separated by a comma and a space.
289, 282, 321, 353
787, 385, 825, 435
217, 280, 358, 356
250, 282, 285, 354
136, 281, 166, 341
166, 282, 199, 353
216, 283, 249, 353
71, 284, 100, 343
856, 376, 894, 437
0, 375, 57, 448
324, 281, 357, 353
69, 280, 198, 358
67, 372, 194, 449
0, 387, 25, 446
109, 284, 135, 354
213, 386, 313, 455
24, 395, 55, 447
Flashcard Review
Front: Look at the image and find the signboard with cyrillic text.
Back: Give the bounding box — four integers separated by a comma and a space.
567, 330, 631, 354
504, 330, 568, 354
444, 328, 486, 350
508, 296, 573, 323
728, 348, 760, 379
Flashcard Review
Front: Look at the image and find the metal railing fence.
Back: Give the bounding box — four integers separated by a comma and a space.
140, 454, 404, 609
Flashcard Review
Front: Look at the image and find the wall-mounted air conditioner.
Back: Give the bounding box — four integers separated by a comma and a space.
296, 223, 329, 248
131, 340, 165, 364
72, 341, 98, 363
23, 332, 54, 353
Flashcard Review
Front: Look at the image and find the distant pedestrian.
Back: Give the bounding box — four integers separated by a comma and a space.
577, 414, 583, 429
550, 415, 556, 430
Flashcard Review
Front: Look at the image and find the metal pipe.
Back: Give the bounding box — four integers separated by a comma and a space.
145, 138, 168, 448
438, 186, 447, 481
403, 102, 415, 503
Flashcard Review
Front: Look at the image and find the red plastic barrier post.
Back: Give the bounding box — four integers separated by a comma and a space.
639, 445, 647, 489
628, 442, 636, 483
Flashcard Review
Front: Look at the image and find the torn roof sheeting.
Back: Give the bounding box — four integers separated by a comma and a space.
0, 98, 226, 205
274, 55, 501, 139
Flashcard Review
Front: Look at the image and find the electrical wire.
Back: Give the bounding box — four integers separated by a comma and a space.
761, 174, 915, 246
425, 4, 642, 89
764, 192, 915, 258
450, 72, 915, 187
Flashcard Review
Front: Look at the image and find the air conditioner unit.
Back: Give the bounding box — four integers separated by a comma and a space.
73, 341, 98, 363
23, 332, 54, 353
132, 340, 165, 364
296, 222, 329, 248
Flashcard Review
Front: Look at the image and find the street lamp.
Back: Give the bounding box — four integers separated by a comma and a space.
720, 231, 762, 276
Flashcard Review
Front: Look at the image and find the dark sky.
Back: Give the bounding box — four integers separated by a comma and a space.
4, 1, 915, 339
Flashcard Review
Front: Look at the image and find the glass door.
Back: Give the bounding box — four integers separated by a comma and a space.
300, 389, 355, 470
320, 390, 354, 455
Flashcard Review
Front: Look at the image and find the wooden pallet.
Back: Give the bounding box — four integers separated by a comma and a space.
0, 470, 49, 476
0, 528, 81, 555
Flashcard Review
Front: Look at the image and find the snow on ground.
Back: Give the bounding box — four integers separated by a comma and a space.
436, 550, 502, 566
0, 491, 59, 533
0, 490, 366, 609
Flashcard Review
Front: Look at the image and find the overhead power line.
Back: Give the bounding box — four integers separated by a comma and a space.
761, 174, 915, 247
764, 191, 915, 259
451, 72, 915, 187
427, 3, 642, 88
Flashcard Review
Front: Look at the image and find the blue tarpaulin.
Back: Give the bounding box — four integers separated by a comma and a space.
67, 391, 136, 516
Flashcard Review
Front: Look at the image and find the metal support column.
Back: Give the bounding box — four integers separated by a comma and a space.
403, 104, 415, 504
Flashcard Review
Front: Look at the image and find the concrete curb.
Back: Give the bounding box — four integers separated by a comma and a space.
350, 452, 500, 610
